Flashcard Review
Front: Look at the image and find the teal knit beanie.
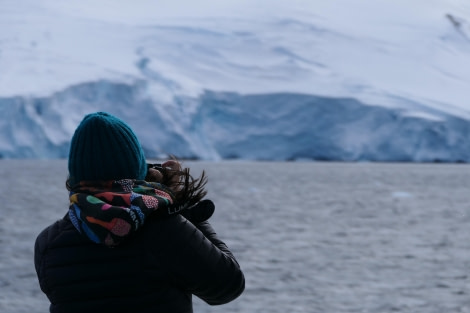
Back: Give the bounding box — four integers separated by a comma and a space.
68, 112, 147, 185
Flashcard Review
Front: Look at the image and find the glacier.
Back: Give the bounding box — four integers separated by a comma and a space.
1, 0, 470, 161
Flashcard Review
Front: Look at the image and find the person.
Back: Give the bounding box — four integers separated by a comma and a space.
34, 112, 245, 313
145, 161, 216, 224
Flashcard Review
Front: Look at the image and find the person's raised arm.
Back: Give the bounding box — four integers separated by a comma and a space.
157, 215, 245, 305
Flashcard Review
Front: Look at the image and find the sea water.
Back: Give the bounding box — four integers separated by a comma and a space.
0, 160, 469, 313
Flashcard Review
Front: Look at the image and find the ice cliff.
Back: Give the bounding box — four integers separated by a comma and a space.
2, 81, 470, 162
1, 0, 470, 161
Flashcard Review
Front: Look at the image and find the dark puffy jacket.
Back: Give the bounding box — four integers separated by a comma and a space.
34, 214, 245, 313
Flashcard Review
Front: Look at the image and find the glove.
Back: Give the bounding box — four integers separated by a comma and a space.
180, 199, 215, 223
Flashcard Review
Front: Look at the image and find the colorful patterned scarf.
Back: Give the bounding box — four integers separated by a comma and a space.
68, 179, 179, 246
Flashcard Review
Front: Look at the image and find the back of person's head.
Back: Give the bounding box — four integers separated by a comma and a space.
68, 112, 147, 185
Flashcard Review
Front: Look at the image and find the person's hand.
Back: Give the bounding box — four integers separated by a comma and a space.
145, 160, 180, 186
162, 160, 181, 171
146, 168, 164, 183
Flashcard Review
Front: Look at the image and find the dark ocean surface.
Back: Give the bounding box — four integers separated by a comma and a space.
1, 160, 469, 313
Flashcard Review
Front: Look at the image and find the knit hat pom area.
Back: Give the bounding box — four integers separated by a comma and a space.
68, 112, 147, 184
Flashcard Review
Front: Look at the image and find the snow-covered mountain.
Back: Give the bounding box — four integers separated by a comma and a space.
1, 0, 470, 161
